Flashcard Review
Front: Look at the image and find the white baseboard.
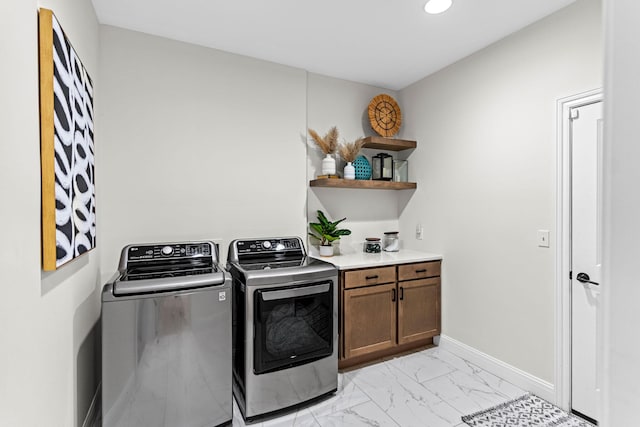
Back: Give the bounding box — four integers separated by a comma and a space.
82, 384, 100, 427
438, 335, 556, 403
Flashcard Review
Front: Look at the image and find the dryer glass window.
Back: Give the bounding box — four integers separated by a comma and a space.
253, 281, 333, 374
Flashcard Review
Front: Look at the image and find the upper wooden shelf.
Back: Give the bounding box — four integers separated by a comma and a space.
310, 178, 417, 190
362, 136, 417, 151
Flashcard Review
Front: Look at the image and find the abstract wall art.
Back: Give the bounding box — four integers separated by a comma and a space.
39, 8, 95, 271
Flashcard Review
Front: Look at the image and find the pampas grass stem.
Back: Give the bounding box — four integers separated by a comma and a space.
338, 137, 365, 163
309, 126, 339, 154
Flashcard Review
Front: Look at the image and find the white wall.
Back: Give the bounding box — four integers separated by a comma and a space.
398, 0, 602, 384
97, 26, 308, 276
602, 0, 640, 424
0, 1, 101, 426
306, 73, 403, 255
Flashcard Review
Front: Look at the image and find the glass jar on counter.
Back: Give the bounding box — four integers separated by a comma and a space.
383, 232, 399, 252
363, 237, 382, 253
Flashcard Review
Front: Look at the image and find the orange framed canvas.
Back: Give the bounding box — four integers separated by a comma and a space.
39, 8, 95, 271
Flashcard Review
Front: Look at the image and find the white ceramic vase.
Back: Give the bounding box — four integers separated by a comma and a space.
319, 245, 333, 257
321, 154, 336, 175
344, 162, 355, 180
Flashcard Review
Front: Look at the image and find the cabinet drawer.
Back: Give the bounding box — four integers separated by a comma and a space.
398, 261, 441, 281
344, 266, 396, 289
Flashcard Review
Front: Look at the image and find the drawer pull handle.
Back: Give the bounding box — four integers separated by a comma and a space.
392, 288, 396, 302
366, 275, 379, 280
399, 286, 404, 300
415, 269, 427, 273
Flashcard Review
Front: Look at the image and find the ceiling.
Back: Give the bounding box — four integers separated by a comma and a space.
91, 0, 577, 90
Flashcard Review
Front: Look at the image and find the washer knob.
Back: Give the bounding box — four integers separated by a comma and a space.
161, 245, 174, 256
262, 240, 272, 249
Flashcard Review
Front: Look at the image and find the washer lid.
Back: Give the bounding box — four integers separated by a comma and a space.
113, 271, 227, 296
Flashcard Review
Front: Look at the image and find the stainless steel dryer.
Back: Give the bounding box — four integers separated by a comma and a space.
102, 241, 232, 427
227, 237, 338, 422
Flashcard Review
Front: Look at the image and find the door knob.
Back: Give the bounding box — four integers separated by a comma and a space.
576, 272, 599, 286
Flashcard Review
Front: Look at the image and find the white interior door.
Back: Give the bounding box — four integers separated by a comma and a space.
570, 100, 602, 423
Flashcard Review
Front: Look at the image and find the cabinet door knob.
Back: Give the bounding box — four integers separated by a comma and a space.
392, 288, 396, 302
399, 286, 404, 300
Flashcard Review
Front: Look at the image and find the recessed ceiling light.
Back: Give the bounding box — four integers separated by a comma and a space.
424, 0, 453, 14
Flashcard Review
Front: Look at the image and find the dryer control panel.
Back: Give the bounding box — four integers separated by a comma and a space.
231, 237, 305, 261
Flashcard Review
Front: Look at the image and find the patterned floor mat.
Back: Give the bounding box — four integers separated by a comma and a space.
462, 393, 595, 427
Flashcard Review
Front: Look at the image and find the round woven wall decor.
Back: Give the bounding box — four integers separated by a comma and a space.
368, 94, 402, 137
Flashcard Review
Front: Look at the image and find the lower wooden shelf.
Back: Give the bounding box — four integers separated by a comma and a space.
310, 178, 417, 190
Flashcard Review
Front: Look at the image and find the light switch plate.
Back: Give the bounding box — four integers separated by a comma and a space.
416, 224, 423, 240
537, 230, 550, 247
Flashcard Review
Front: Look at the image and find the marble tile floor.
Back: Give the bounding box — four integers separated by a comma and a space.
93, 347, 526, 427
233, 347, 526, 427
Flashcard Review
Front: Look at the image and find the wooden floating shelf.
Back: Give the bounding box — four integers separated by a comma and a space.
310, 178, 417, 190
362, 136, 417, 151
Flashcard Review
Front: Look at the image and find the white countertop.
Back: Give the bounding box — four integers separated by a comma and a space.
310, 249, 442, 270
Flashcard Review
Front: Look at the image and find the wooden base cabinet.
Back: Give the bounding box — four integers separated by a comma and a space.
339, 261, 441, 368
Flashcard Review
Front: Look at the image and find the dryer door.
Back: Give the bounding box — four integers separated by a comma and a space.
253, 281, 334, 374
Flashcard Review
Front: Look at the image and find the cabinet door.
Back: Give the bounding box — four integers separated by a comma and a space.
398, 278, 440, 345
343, 283, 397, 359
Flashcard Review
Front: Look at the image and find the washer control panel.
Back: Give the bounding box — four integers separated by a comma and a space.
126, 242, 213, 262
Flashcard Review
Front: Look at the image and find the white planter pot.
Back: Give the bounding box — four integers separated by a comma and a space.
344, 162, 355, 180
321, 154, 336, 175
319, 245, 333, 257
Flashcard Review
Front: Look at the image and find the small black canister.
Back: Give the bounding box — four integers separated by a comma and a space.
364, 237, 382, 253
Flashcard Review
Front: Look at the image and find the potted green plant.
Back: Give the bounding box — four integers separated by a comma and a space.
309, 210, 351, 257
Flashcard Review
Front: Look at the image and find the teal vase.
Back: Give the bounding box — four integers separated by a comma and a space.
353, 155, 372, 180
